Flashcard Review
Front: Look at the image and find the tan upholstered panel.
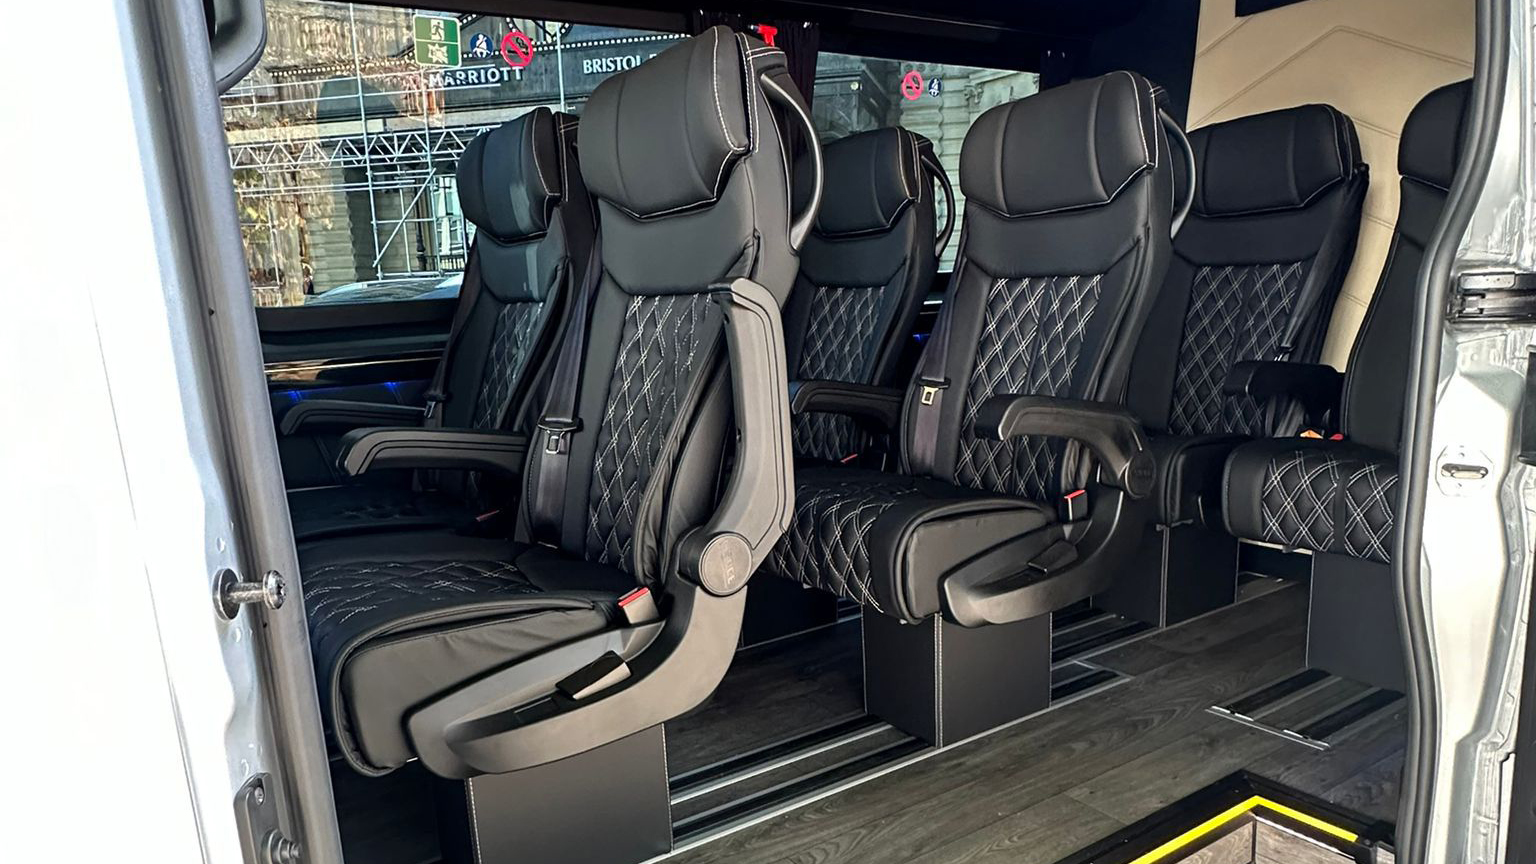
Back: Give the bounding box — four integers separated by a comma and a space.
1189, 0, 1473, 368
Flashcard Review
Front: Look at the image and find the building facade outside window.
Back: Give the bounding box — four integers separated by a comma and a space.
223, 2, 1037, 307
812, 53, 1038, 271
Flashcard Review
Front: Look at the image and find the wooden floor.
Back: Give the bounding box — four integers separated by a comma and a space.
1177, 818, 1369, 864
667, 585, 1407, 864
666, 619, 865, 776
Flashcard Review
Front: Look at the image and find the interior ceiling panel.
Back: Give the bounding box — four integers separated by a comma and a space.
437, 0, 1151, 40
705, 0, 1152, 35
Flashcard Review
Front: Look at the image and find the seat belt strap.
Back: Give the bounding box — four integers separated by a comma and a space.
423, 245, 485, 426
1274, 180, 1366, 361
529, 236, 602, 546
907, 228, 967, 476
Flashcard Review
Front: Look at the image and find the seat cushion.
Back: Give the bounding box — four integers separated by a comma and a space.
287, 485, 475, 543
300, 532, 635, 775
1147, 433, 1249, 525
1224, 437, 1399, 563
763, 466, 1054, 623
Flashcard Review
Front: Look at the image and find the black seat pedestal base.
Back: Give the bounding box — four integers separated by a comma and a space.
863, 609, 1050, 747
435, 726, 671, 864
740, 577, 841, 649
1309, 553, 1407, 692
1096, 523, 1239, 628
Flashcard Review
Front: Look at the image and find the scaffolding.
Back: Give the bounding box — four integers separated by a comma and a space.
221, 3, 582, 305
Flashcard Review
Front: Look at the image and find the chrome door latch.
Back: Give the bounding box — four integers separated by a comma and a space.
215, 568, 286, 619
1435, 445, 1495, 495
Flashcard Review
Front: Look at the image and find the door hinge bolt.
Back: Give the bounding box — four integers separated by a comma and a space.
215, 569, 286, 620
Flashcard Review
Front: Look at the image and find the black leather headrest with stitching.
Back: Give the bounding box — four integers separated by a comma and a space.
1188, 104, 1361, 217
580, 26, 754, 219
456, 108, 562, 243
961, 72, 1157, 218
1400, 79, 1472, 191
803, 127, 927, 237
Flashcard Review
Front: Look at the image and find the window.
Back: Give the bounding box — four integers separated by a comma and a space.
223, 1, 680, 307
811, 54, 1039, 270
223, 11, 1038, 305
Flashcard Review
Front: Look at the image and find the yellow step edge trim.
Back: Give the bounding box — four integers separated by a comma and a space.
1124, 795, 1360, 864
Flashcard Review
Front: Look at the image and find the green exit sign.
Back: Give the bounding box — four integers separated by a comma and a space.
413, 14, 461, 68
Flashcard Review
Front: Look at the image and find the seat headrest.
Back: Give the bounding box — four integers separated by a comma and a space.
804, 127, 928, 237
580, 26, 752, 219
1189, 104, 1361, 216
1400, 79, 1472, 191
456, 108, 563, 243
960, 72, 1157, 218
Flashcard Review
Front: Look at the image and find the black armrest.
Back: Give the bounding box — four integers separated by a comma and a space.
974, 395, 1153, 498
1222, 360, 1343, 425
677, 278, 795, 595
278, 399, 424, 435
338, 427, 528, 478
789, 380, 904, 433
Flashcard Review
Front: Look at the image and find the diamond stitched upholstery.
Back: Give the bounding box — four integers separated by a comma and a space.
797, 284, 891, 379
471, 299, 547, 429
287, 487, 468, 542
1259, 446, 1341, 551
1248, 443, 1398, 564
298, 537, 630, 774
305, 558, 547, 683
1169, 262, 1307, 437
1341, 458, 1399, 563
306, 559, 541, 633
955, 274, 1103, 501
794, 412, 866, 465
792, 283, 895, 462
765, 474, 920, 616
585, 292, 711, 570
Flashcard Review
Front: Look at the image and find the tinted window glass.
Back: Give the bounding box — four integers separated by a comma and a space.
812, 54, 1038, 270
223, 1, 679, 307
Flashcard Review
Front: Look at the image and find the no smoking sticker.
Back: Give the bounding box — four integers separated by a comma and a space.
901, 70, 924, 101
501, 30, 535, 68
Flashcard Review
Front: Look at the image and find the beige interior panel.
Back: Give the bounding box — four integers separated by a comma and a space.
1188, 0, 1474, 368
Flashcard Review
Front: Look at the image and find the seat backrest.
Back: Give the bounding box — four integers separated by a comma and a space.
785, 127, 944, 462
517, 27, 802, 585
1128, 104, 1367, 438
903, 72, 1175, 502
439, 108, 593, 436
1338, 79, 1470, 453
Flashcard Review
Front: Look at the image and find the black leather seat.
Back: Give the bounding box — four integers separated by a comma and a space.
1223, 81, 1469, 565
1100, 105, 1368, 625
1221, 79, 1472, 689
762, 73, 1182, 746
784, 127, 949, 465
1131, 104, 1366, 523
283, 108, 593, 542
297, 27, 813, 780
767, 72, 1176, 629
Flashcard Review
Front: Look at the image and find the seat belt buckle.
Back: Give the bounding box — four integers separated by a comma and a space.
617, 587, 660, 625
1059, 488, 1088, 523
917, 377, 949, 406
422, 390, 448, 420
538, 418, 580, 454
